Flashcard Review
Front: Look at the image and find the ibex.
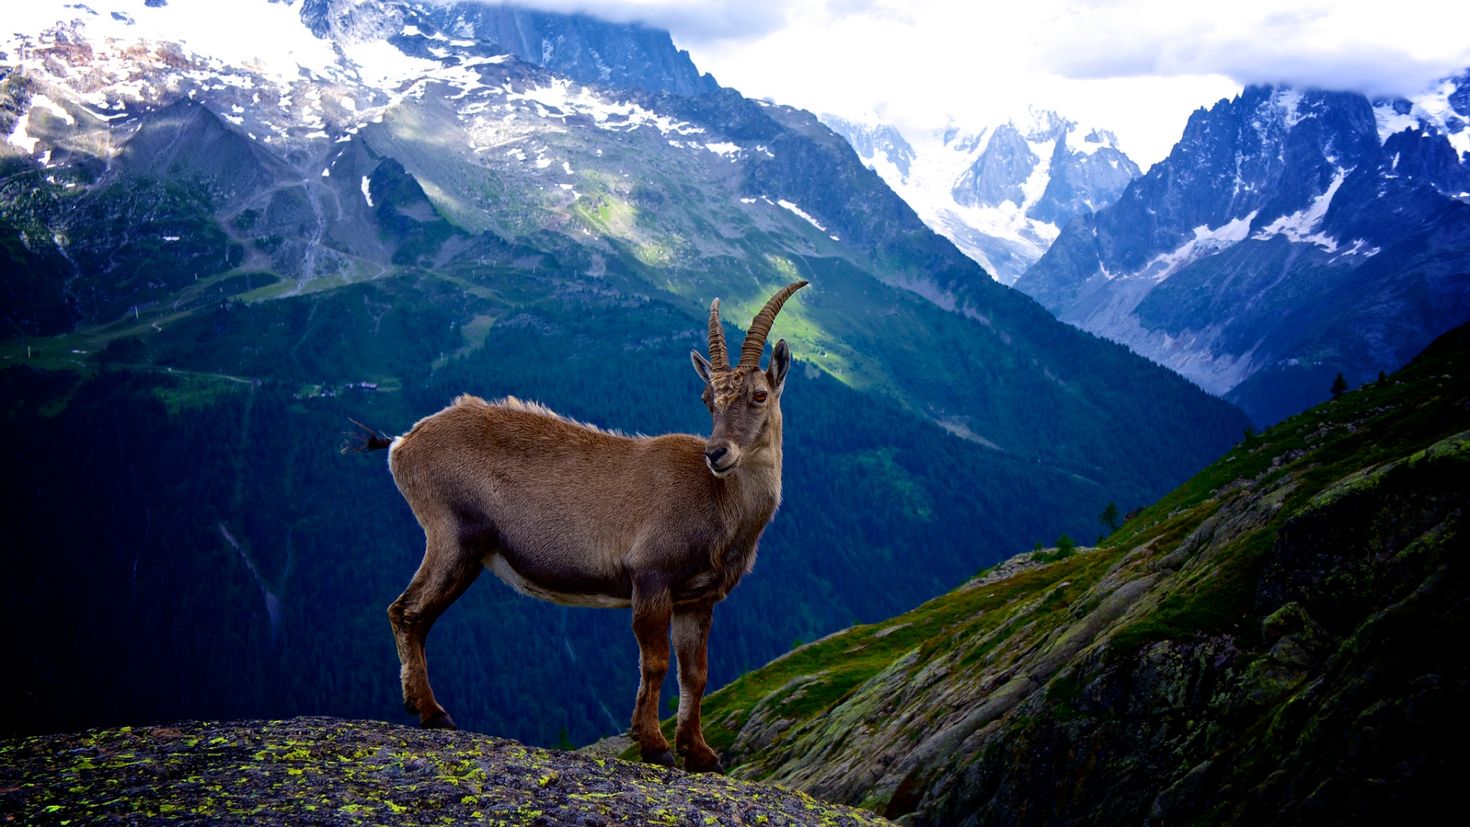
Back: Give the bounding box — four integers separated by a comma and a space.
343, 281, 808, 773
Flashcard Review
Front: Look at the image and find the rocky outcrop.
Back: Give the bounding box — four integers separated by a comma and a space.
0, 717, 889, 825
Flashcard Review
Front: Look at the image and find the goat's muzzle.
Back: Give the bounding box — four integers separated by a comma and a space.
704, 442, 739, 477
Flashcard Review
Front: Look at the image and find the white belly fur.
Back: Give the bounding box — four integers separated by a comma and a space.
484, 554, 631, 609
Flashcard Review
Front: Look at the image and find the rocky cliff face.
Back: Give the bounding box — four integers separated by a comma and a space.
1016, 77, 1470, 425
675, 323, 1470, 825
0, 717, 888, 824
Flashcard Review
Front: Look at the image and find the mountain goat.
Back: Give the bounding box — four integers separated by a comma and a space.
344, 281, 808, 772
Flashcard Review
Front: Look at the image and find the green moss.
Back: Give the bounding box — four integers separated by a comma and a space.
684, 542, 1133, 761
1110, 527, 1276, 653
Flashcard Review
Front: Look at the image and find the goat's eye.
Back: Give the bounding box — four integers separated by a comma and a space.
752, 390, 768, 403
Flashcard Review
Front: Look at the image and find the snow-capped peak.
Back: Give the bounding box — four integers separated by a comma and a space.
823, 110, 1140, 283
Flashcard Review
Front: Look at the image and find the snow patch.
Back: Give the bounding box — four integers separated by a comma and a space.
502, 77, 702, 136
1374, 104, 1419, 143
1139, 211, 1259, 282
1374, 77, 1470, 156
29, 94, 75, 125
360, 176, 374, 208
1274, 88, 1306, 128
704, 141, 740, 157
6, 111, 38, 153
1016, 137, 1056, 210
776, 199, 828, 232
1254, 169, 1346, 251
1335, 238, 1381, 259
342, 40, 438, 87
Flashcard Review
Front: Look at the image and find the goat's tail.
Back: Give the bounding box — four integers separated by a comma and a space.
341, 417, 394, 454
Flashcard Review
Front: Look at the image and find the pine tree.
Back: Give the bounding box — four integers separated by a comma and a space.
1100, 501, 1119, 534
1331, 372, 1348, 398
1057, 533, 1077, 556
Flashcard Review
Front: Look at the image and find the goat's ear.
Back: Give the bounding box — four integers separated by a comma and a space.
767, 339, 792, 393
691, 350, 713, 384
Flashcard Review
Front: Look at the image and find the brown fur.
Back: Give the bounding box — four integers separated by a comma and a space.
369, 285, 804, 773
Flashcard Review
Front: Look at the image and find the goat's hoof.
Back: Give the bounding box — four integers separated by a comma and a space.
642, 749, 676, 768
685, 754, 725, 774
422, 711, 458, 730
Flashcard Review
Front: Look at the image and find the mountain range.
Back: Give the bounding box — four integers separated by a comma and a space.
1015, 78, 1470, 424
826, 77, 1470, 428
0, 0, 1246, 745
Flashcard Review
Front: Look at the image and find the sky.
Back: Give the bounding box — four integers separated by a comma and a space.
510, 0, 1470, 167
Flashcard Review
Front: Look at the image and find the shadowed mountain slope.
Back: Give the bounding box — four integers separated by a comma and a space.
671, 323, 1470, 824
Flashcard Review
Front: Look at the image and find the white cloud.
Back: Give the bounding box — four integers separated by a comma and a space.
1038, 0, 1470, 96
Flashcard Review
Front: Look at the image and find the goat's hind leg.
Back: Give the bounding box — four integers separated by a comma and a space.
388, 531, 481, 729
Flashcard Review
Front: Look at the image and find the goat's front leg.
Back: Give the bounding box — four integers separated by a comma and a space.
673, 603, 722, 773
629, 576, 675, 766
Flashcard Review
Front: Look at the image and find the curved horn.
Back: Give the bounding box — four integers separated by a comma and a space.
707, 298, 730, 370
739, 280, 809, 367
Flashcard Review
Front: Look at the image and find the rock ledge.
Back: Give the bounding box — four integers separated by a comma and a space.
0, 717, 889, 825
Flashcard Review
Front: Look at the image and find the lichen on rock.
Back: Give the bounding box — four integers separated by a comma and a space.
0, 717, 890, 825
